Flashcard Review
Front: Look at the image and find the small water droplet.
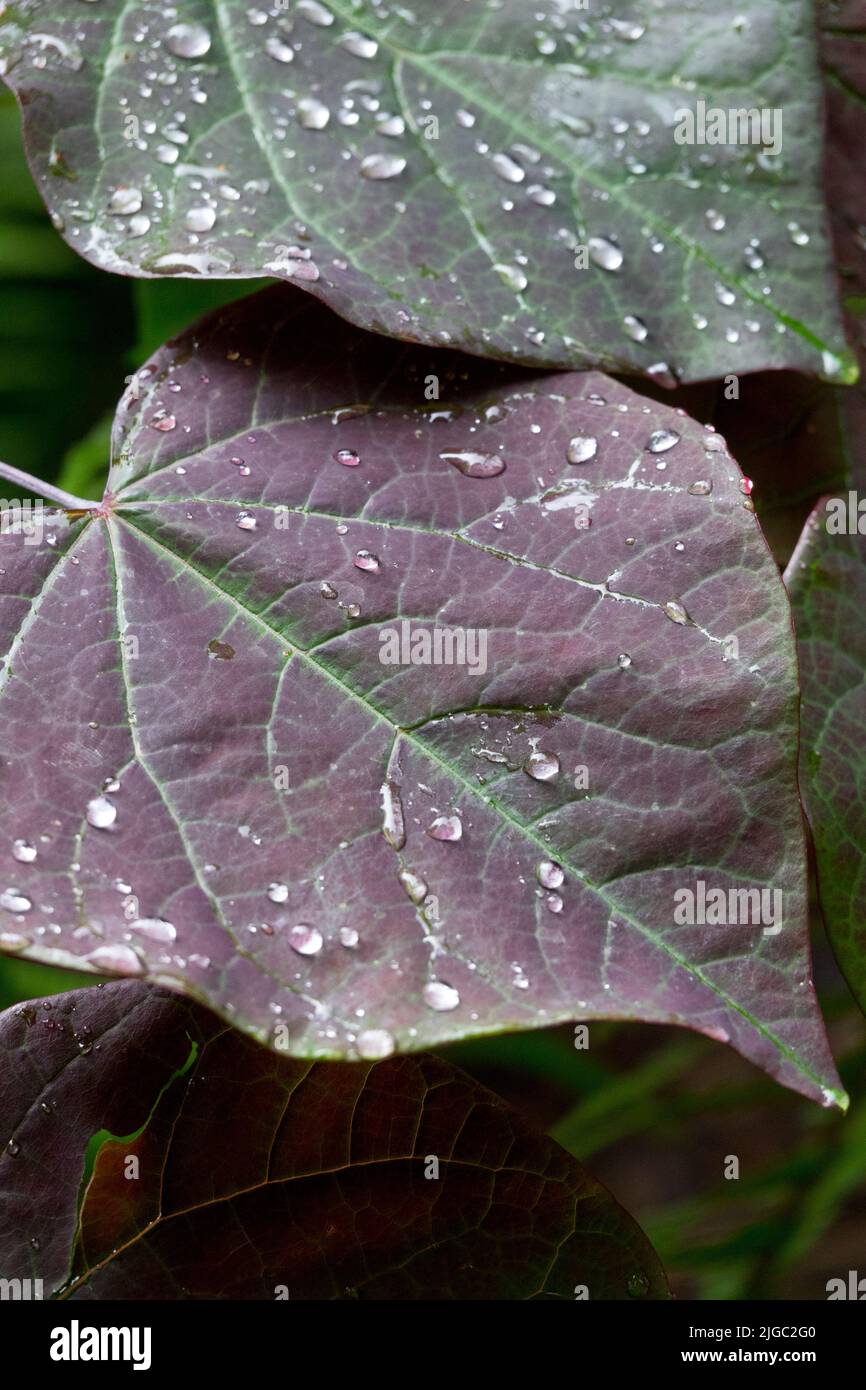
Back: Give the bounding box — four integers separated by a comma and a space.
688, 479, 712, 495
380, 780, 406, 850
129, 918, 176, 944
623, 314, 648, 342
493, 262, 528, 292
341, 31, 378, 58
704, 208, 726, 232
297, 97, 330, 130
628, 1271, 650, 1298
339, 926, 360, 948
617, 653, 632, 669
12, 840, 37, 863
86, 944, 144, 976
184, 205, 216, 232
109, 186, 143, 216
268, 882, 289, 904
399, 869, 428, 904
265, 35, 295, 63
236, 512, 257, 531
335, 448, 360, 467
353, 549, 380, 572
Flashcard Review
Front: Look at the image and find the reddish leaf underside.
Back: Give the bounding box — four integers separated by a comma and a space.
0, 286, 843, 1106
0, 981, 669, 1300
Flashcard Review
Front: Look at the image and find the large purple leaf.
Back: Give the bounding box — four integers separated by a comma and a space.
0, 0, 855, 384
0, 287, 844, 1106
0, 981, 668, 1300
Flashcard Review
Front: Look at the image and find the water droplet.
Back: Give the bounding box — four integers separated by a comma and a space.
339, 926, 360, 948
268, 882, 289, 904
12, 840, 37, 863
628, 1271, 650, 1298
129, 918, 176, 944
456, 108, 476, 128
663, 600, 689, 625
236, 512, 257, 531
646, 429, 680, 454
427, 814, 462, 842
545, 892, 564, 913
265, 35, 294, 63
610, 18, 646, 40
297, 97, 330, 130
567, 436, 597, 464
109, 186, 142, 216
86, 796, 117, 830
320, 581, 338, 600
715, 283, 736, 307
359, 153, 406, 180
86, 944, 144, 976
353, 549, 380, 572
588, 236, 623, 272
423, 981, 460, 1012
623, 314, 648, 342
334, 448, 360, 467
377, 114, 405, 138
704, 207, 726, 232
397, 870, 428, 907
441, 450, 506, 478
536, 860, 564, 889
6, 1139, 20, 1156
356, 1028, 395, 1059
150, 413, 176, 431
524, 750, 560, 782
493, 262, 528, 292
491, 152, 525, 183
688, 479, 712, 495
617, 653, 632, 669
289, 924, 323, 956
788, 221, 809, 246
128, 214, 151, 237
297, 0, 333, 21
341, 31, 378, 59
527, 183, 556, 206
166, 23, 212, 59
184, 205, 216, 232
380, 780, 406, 850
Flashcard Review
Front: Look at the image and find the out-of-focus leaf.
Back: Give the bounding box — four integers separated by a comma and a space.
785, 505, 866, 1013
0, 287, 844, 1107
0, 981, 669, 1300
0, 0, 855, 383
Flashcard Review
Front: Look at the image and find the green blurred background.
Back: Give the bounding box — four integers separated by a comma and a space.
2, 90, 864, 1302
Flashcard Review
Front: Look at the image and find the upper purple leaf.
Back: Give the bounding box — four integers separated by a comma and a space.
0, 286, 844, 1107
0, 0, 856, 383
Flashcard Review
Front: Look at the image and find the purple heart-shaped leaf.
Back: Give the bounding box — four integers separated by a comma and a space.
0, 287, 843, 1107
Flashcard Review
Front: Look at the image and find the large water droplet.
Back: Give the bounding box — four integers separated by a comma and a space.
380, 780, 406, 850
359, 153, 406, 180
663, 599, 689, 625
297, 0, 334, 26
86, 944, 144, 976
567, 436, 597, 464
427, 814, 463, 842
86, 796, 117, 830
298, 97, 330, 130
491, 152, 525, 183
441, 450, 506, 478
423, 981, 461, 1012
166, 23, 212, 59
129, 918, 176, 944
536, 860, 565, 889
588, 236, 623, 272
184, 205, 216, 232
524, 750, 560, 782
289, 923, 323, 956
341, 31, 378, 58
0, 888, 31, 913
356, 1028, 395, 1059
646, 429, 680, 454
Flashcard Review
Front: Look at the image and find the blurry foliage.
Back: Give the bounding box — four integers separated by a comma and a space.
1, 88, 864, 1306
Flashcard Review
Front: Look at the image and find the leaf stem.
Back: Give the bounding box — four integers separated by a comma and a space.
0, 460, 102, 512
